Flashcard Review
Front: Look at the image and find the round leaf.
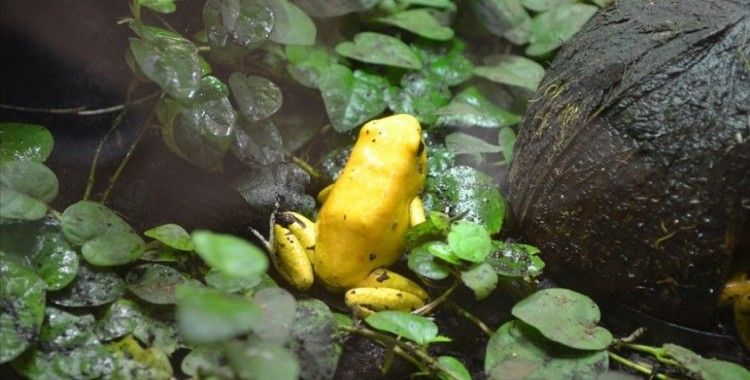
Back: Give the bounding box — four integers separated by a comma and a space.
261, 0, 316, 45
227, 341, 300, 380
50, 264, 125, 307
96, 300, 180, 355
60, 201, 135, 246
335, 32, 422, 69
204, 268, 263, 293
191, 230, 268, 279
485, 241, 544, 278
408, 245, 451, 280
438, 356, 471, 380
138, 0, 176, 13
663, 344, 750, 380
385, 72, 450, 125
81, 231, 146, 266
126, 264, 200, 304
29, 232, 79, 290
289, 300, 341, 380
107, 336, 173, 379
252, 287, 297, 344
0, 255, 46, 363
0, 123, 53, 163
181, 347, 234, 378
0, 160, 58, 220
144, 223, 194, 251
485, 320, 609, 379
317, 65, 388, 132
436, 86, 521, 129
365, 311, 448, 345
475, 55, 545, 91
175, 285, 262, 344
511, 288, 613, 350
526, 4, 598, 56
229, 73, 282, 122
129, 29, 201, 99
448, 220, 492, 263
411, 39, 474, 86
445, 132, 503, 155
376, 9, 454, 41
460, 262, 498, 300
203, 0, 273, 50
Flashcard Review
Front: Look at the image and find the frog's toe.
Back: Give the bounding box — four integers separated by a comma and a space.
272, 224, 314, 290
345, 287, 425, 317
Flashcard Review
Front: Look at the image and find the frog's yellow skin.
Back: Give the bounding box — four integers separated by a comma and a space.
271, 114, 429, 316
718, 267, 750, 350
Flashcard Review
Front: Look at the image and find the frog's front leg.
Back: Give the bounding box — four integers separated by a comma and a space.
345, 197, 429, 317
272, 212, 316, 291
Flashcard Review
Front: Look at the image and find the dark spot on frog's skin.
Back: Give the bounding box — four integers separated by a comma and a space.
371, 139, 376, 143
369, 253, 377, 261
365, 129, 370, 135
391, 222, 398, 231
376, 271, 390, 282
307, 245, 315, 250
343, 214, 347, 220
350, 290, 356, 295
397, 292, 403, 298
416, 140, 424, 156
418, 163, 423, 174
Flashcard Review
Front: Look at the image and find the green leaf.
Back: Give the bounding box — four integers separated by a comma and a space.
129, 26, 201, 99
204, 268, 262, 293
144, 223, 194, 251
426, 145, 456, 177
96, 300, 180, 356
408, 245, 451, 280
49, 264, 125, 307
0, 160, 58, 220
461, 262, 498, 300
191, 230, 268, 279
411, 39, 474, 86
662, 344, 750, 380
176, 285, 262, 344
385, 72, 451, 125
28, 232, 79, 290
260, 0, 316, 45
227, 341, 300, 380
81, 232, 146, 266
203, 0, 273, 50
472, 0, 530, 36
284, 45, 338, 88
447, 220, 492, 263
445, 132, 503, 155
426, 241, 461, 264
485, 320, 609, 380
526, 4, 598, 56
423, 166, 507, 233
234, 162, 315, 215
0, 254, 46, 363
289, 299, 342, 380
365, 311, 449, 345
498, 126, 516, 163
253, 287, 297, 344
404, 211, 450, 249
521, 0, 573, 12
293, 0, 378, 17
107, 336, 173, 379
229, 73, 282, 122
181, 347, 234, 378
475, 55, 545, 92
376, 9, 454, 41
486, 241, 544, 277
438, 356, 471, 380
318, 64, 388, 132
436, 86, 521, 129
0, 123, 53, 163
126, 264, 200, 304
335, 32, 422, 69
138, 0, 176, 13
512, 288, 613, 350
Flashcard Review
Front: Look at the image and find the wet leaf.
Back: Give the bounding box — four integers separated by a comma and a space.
461, 262, 498, 300
96, 300, 180, 355
191, 230, 268, 279
438, 356, 471, 380
526, 3, 597, 56
447, 220, 492, 263
445, 132, 503, 155
129, 25, 201, 99
376, 9, 454, 41
426, 241, 461, 264
289, 299, 342, 380
260, 0, 316, 45
662, 344, 750, 380
144, 223, 194, 251
107, 335, 173, 379
498, 126, 516, 163
284, 45, 338, 88
28, 232, 79, 290
0, 254, 46, 363
365, 311, 450, 345
229, 73, 282, 122
126, 264, 200, 304
203, 0, 273, 50
50, 264, 125, 307
81, 232, 146, 267
181, 346, 233, 378
227, 340, 300, 380
0, 123, 53, 163
512, 288, 613, 350
423, 165, 506, 233
234, 162, 315, 215
335, 32, 422, 69
475, 55, 545, 91
472, 0, 530, 36
436, 86, 521, 129
293, 0, 378, 18
485, 241, 544, 277
138, 0, 176, 13
252, 287, 296, 344
317, 65, 388, 132
408, 244, 451, 280
0, 160, 58, 220
404, 211, 450, 249
175, 285, 262, 344
412, 39, 474, 86
386, 72, 451, 125
485, 320, 609, 380
426, 145, 456, 178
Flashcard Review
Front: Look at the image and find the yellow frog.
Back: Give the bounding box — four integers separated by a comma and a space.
270, 114, 429, 316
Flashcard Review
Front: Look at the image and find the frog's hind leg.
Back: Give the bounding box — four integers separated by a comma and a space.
272, 212, 316, 291
345, 268, 429, 317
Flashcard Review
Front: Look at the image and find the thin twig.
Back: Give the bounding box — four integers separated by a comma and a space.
608, 351, 671, 380
448, 301, 493, 337
0, 91, 160, 116
414, 281, 458, 315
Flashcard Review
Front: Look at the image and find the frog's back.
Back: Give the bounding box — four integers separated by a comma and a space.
314, 115, 427, 289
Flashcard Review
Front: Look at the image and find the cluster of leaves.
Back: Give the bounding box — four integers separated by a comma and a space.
0, 122, 342, 379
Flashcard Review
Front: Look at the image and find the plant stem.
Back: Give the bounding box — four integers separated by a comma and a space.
414, 281, 458, 315
622, 343, 681, 368
608, 351, 671, 380
449, 301, 493, 337
291, 155, 324, 180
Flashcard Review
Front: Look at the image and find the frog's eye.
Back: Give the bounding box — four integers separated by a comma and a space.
416, 140, 425, 157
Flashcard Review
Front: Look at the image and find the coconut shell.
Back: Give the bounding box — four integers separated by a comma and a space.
509, 0, 750, 328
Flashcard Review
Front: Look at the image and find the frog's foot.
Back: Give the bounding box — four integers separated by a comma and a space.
271, 212, 316, 291
719, 269, 750, 351
345, 269, 429, 317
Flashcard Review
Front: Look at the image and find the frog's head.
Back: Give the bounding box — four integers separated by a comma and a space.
358, 114, 427, 167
